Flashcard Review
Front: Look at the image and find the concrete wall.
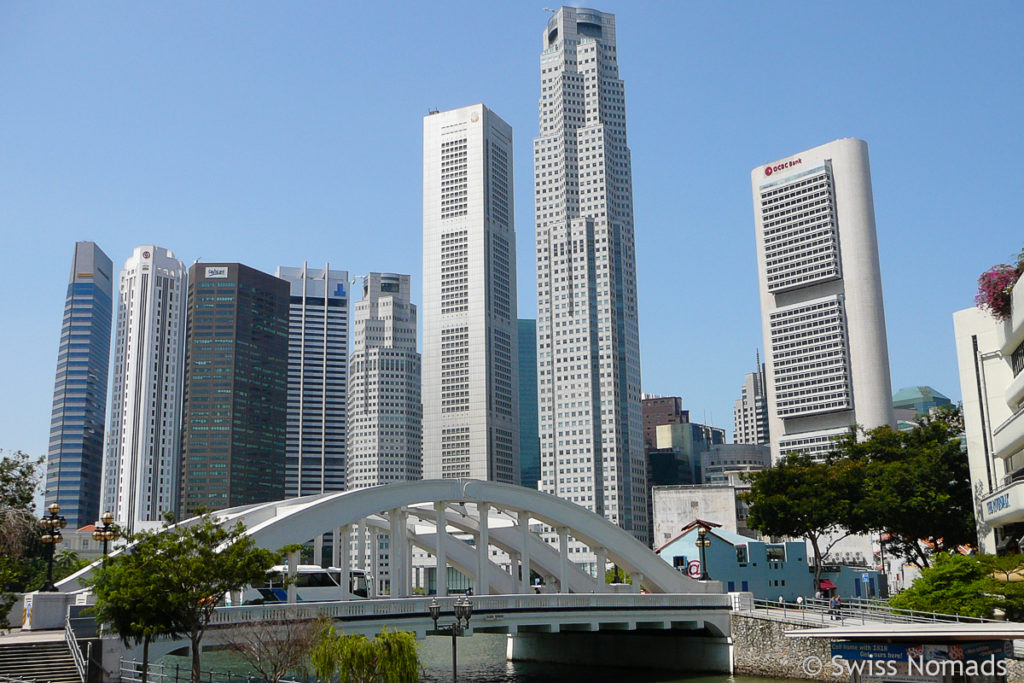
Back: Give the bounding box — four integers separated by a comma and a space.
508, 630, 731, 674
731, 613, 844, 681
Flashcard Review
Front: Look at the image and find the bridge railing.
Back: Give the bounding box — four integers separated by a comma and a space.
744, 597, 999, 626
211, 592, 733, 626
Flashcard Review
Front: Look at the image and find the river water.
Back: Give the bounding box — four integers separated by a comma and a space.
162, 633, 785, 683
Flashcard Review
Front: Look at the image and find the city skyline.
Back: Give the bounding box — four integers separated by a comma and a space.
3, 3, 1022, 462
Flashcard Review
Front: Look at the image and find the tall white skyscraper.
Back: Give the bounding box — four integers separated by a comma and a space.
752, 138, 895, 461
277, 264, 349, 496
422, 104, 519, 484
733, 355, 769, 446
535, 8, 647, 546
347, 273, 421, 489
102, 246, 186, 533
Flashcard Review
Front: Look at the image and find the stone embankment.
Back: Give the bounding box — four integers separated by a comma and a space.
732, 612, 844, 681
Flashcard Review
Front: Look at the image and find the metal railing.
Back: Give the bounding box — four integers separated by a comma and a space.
742, 597, 999, 627
210, 591, 733, 626
64, 615, 89, 683
119, 659, 302, 683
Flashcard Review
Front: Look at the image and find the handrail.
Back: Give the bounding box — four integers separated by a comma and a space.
742, 597, 998, 626
65, 614, 88, 683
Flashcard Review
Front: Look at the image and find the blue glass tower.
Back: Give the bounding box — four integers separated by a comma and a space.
45, 242, 113, 529
518, 319, 540, 490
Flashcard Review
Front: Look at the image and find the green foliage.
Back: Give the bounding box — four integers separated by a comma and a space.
742, 450, 867, 587
890, 553, 1024, 620
87, 513, 282, 683
743, 408, 975, 573
840, 409, 975, 567
604, 568, 631, 584
0, 450, 44, 623
309, 622, 419, 683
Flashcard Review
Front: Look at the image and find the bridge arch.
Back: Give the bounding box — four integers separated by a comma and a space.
61, 479, 718, 596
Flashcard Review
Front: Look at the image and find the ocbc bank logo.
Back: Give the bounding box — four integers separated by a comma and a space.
765, 158, 802, 176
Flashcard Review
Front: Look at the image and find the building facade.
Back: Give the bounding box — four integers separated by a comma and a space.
642, 396, 689, 453
954, 279, 1024, 554
102, 246, 187, 533
752, 138, 895, 461
518, 319, 540, 490
347, 273, 422, 489
44, 242, 114, 529
277, 264, 349, 497
535, 7, 647, 549
178, 263, 290, 513
733, 357, 769, 446
422, 104, 519, 483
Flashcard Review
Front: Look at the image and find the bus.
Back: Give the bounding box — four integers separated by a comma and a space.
241, 565, 370, 604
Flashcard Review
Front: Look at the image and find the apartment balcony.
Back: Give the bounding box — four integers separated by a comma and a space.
993, 406, 1024, 462
980, 479, 1024, 527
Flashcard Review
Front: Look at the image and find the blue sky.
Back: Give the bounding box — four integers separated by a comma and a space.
2, 2, 1022, 457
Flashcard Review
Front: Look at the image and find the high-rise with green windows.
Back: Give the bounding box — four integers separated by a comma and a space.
178, 263, 289, 513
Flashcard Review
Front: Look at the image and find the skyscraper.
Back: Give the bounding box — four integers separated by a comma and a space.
752, 138, 895, 461
422, 104, 519, 483
518, 319, 540, 490
277, 264, 349, 497
45, 242, 113, 529
178, 263, 289, 513
733, 356, 769, 446
535, 8, 647, 545
347, 273, 421, 489
102, 246, 187, 533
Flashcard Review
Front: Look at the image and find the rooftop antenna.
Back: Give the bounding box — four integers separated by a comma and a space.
543, 8, 557, 13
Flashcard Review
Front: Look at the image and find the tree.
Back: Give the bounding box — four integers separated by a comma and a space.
223, 618, 320, 683
86, 530, 180, 683
889, 553, 993, 617
837, 408, 976, 567
0, 450, 43, 623
88, 513, 282, 683
308, 623, 419, 683
742, 452, 868, 590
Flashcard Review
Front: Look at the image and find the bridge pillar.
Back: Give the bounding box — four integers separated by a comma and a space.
595, 547, 608, 592
476, 503, 490, 595
287, 549, 299, 604
372, 527, 381, 597
558, 527, 570, 593
314, 533, 324, 567
356, 521, 366, 576
633, 572, 644, 593
434, 501, 448, 597
519, 510, 531, 593
389, 508, 409, 597
338, 525, 350, 601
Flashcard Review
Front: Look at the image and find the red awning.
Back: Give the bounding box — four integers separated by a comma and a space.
819, 579, 837, 590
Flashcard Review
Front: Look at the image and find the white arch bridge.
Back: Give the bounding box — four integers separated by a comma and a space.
61, 480, 734, 673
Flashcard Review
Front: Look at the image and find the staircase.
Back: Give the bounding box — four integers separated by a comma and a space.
0, 638, 81, 683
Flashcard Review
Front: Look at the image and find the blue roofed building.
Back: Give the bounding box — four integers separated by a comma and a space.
654, 520, 886, 601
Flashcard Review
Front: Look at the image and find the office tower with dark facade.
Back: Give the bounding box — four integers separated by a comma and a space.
277, 264, 349, 497
518, 319, 540, 490
45, 241, 113, 529
179, 263, 289, 512
347, 273, 421, 489
102, 246, 187, 533
535, 8, 647, 550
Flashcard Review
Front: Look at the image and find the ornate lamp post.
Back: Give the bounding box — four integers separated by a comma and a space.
427, 596, 473, 683
92, 511, 120, 561
695, 525, 712, 581
40, 503, 67, 591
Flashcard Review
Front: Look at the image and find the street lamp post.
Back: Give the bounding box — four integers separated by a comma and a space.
427, 596, 473, 683
92, 511, 120, 562
695, 525, 712, 581
40, 503, 67, 592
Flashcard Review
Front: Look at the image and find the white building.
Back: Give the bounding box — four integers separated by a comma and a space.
422, 104, 519, 484
734, 356, 769, 446
752, 138, 894, 461
347, 273, 422, 489
535, 7, 647, 552
277, 264, 349, 496
102, 246, 186, 533
954, 277, 1024, 554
